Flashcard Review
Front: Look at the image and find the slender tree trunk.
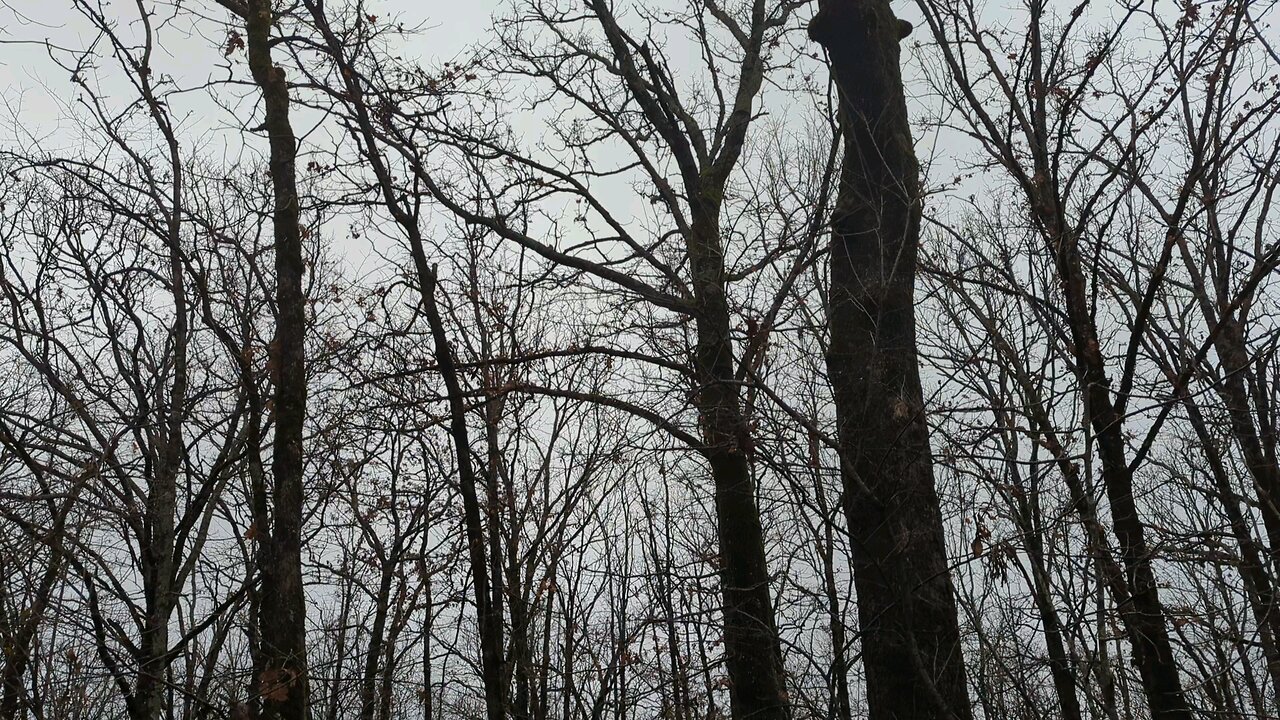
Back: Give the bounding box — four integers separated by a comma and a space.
359, 564, 395, 720
809, 468, 852, 720
326, 558, 354, 720
137, 375, 183, 720
135, 519, 175, 720
377, 580, 404, 720
421, 576, 433, 720
810, 3, 972, 718
940, 276, 1190, 720
238, 2, 311, 717
1183, 396, 1280, 703
1022, 0, 1192, 712
685, 205, 790, 720
536, 578, 553, 720
576, 2, 793, 714
409, 211, 507, 720
295, 9, 508, 714
136, 35, 189, 720
1057, 243, 1191, 720
1013, 486, 1084, 720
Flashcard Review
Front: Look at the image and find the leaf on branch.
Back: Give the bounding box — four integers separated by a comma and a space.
225, 30, 245, 57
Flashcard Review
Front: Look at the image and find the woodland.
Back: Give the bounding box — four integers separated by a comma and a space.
0, 1, 1277, 719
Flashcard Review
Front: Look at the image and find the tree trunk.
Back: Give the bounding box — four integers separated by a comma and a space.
359, 564, 395, 720
687, 208, 790, 720
810, 2, 972, 718
0, 551, 61, 720
1182, 395, 1280, 703
1056, 243, 1191, 720
241, 2, 310, 717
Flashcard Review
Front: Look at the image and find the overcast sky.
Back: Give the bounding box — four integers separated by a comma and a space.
0, 1, 503, 148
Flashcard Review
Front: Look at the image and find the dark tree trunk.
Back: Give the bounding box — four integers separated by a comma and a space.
1212, 318, 1280, 553
1017, 1, 1193, 712
812, 490, 853, 720
239, 2, 311, 718
1183, 395, 1280, 704
359, 564, 396, 720
1055, 236, 1191, 720
568, 2, 795, 714
687, 209, 790, 720
1016, 488, 1085, 720
810, 3, 972, 719
421, 576, 434, 720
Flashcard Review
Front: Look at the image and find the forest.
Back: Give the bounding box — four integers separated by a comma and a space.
0, 0, 1277, 719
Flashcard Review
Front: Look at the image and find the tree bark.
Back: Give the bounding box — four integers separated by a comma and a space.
810, 2, 972, 718
237, 2, 311, 718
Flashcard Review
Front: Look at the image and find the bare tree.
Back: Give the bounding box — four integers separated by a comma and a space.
216, 1, 313, 717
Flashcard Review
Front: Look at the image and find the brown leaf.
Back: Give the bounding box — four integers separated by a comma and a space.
224, 30, 245, 57
258, 668, 292, 702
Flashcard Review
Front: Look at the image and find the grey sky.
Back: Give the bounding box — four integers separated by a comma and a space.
0, 1, 498, 145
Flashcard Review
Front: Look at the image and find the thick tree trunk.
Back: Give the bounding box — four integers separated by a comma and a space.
241, 2, 311, 718
810, 3, 972, 719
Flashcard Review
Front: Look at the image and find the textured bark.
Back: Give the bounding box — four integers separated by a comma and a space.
240, 1, 311, 718
810, 3, 972, 719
